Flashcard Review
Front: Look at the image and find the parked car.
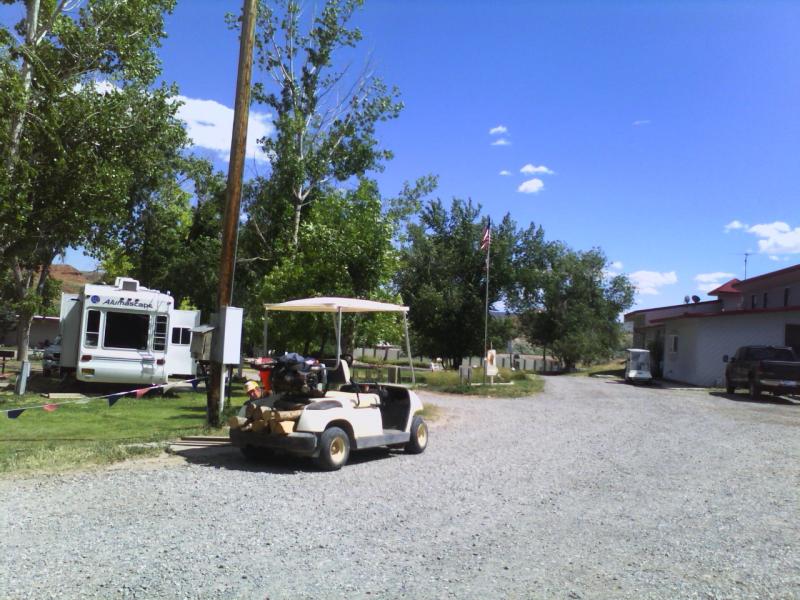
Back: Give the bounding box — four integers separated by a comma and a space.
723, 345, 800, 399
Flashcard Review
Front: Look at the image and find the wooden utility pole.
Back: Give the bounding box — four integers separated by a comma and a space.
207, 0, 258, 426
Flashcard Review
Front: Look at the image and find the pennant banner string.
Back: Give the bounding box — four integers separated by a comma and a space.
2, 377, 204, 418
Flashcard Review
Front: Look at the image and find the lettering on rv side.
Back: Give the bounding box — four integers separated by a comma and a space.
100, 298, 155, 309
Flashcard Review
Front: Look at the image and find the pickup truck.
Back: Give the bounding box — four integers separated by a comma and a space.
724, 345, 800, 399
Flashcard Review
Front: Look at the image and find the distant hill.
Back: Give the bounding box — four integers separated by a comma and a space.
50, 264, 104, 294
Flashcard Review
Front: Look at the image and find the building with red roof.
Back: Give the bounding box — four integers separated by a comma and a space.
624, 264, 800, 386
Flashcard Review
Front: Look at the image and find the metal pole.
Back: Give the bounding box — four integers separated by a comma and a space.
483, 237, 491, 385
207, 0, 257, 426
404, 313, 415, 384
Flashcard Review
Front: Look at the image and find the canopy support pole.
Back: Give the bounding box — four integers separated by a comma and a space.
403, 313, 415, 384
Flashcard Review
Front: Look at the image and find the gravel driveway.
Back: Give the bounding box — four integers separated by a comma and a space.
1, 376, 799, 599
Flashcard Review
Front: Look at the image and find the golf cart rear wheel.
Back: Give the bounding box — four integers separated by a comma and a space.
316, 427, 350, 470
749, 379, 761, 400
725, 377, 735, 394
405, 415, 428, 454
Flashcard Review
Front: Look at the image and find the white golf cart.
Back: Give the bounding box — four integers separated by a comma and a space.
229, 297, 428, 470
624, 348, 653, 384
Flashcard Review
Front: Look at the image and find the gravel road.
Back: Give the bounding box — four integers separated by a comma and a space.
1, 376, 799, 599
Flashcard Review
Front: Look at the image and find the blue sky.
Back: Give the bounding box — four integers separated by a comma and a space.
4, 1, 800, 310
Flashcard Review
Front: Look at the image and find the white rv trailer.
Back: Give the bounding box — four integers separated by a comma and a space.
58, 277, 200, 385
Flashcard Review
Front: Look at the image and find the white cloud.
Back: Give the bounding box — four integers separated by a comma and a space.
491, 138, 511, 146
611, 261, 623, 270
693, 271, 735, 293
499, 170, 511, 176
629, 270, 678, 295
489, 125, 508, 135
517, 178, 544, 194
520, 163, 554, 176
744, 221, 800, 255
632, 119, 651, 126
769, 255, 781, 261
175, 95, 274, 163
724, 219, 747, 233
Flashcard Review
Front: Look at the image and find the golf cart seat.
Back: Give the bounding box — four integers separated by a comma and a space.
326, 389, 381, 408
324, 359, 351, 386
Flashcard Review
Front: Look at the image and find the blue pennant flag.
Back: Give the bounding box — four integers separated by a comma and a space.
190, 378, 199, 392
7, 408, 25, 419
108, 393, 125, 407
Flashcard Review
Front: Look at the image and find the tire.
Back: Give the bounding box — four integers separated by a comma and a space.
749, 379, 762, 400
405, 415, 428, 454
316, 427, 350, 470
725, 376, 735, 394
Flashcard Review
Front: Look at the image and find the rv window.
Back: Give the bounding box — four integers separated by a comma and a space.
171, 327, 192, 345
104, 312, 150, 350
154, 315, 168, 351
85, 310, 100, 347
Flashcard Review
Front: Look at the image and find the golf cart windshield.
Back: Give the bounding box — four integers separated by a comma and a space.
264, 297, 414, 383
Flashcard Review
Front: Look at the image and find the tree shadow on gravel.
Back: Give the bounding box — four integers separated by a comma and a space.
171, 444, 399, 474
709, 391, 800, 406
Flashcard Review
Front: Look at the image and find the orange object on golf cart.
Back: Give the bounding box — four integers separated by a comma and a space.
250, 356, 275, 392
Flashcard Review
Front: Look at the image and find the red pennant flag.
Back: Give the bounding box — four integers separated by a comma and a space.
42, 404, 58, 412
134, 388, 149, 399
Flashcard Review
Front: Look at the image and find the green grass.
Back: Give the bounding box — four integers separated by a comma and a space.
567, 359, 625, 379
0, 387, 241, 475
416, 367, 544, 398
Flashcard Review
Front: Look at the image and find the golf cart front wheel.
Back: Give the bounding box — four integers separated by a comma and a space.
316, 427, 350, 470
405, 415, 428, 454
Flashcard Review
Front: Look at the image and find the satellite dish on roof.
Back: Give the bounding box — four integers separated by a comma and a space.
684, 295, 690, 304
691, 295, 701, 303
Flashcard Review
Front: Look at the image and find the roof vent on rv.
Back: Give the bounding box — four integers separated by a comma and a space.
115, 277, 140, 292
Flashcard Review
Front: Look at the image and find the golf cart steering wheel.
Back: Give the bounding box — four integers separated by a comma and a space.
340, 353, 353, 366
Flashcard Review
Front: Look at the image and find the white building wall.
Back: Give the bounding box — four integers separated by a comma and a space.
663, 310, 800, 386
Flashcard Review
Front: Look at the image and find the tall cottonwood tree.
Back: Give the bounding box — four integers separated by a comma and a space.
0, 0, 186, 362
246, 0, 403, 251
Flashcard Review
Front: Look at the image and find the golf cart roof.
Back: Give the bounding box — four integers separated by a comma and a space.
264, 297, 409, 314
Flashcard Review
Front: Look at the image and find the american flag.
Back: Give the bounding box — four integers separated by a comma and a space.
480, 219, 492, 251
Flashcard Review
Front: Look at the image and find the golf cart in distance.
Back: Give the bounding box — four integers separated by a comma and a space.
229, 297, 428, 470
624, 348, 653, 384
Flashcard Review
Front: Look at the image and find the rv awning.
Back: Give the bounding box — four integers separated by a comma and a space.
264, 297, 408, 314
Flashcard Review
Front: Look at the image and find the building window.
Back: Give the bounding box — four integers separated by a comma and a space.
171, 327, 192, 345
751, 295, 757, 309
763, 292, 768, 309
785, 288, 791, 307
668, 335, 679, 353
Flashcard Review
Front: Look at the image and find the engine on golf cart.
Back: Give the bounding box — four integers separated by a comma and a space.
270, 353, 327, 399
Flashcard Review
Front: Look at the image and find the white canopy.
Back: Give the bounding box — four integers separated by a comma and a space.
264, 296, 408, 314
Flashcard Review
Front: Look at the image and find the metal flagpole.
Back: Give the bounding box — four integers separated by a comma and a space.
483, 224, 491, 385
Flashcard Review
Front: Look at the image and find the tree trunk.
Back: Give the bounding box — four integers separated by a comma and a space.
291, 202, 302, 251
16, 310, 34, 364
4, 0, 41, 173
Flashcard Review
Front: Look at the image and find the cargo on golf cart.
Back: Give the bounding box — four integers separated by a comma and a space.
56, 277, 200, 385
229, 297, 427, 470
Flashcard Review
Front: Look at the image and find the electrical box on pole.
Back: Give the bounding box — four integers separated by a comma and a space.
211, 306, 243, 365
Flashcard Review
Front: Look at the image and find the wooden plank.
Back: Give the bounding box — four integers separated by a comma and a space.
40, 393, 86, 399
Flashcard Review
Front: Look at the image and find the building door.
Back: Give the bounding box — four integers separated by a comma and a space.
786, 324, 800, 355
